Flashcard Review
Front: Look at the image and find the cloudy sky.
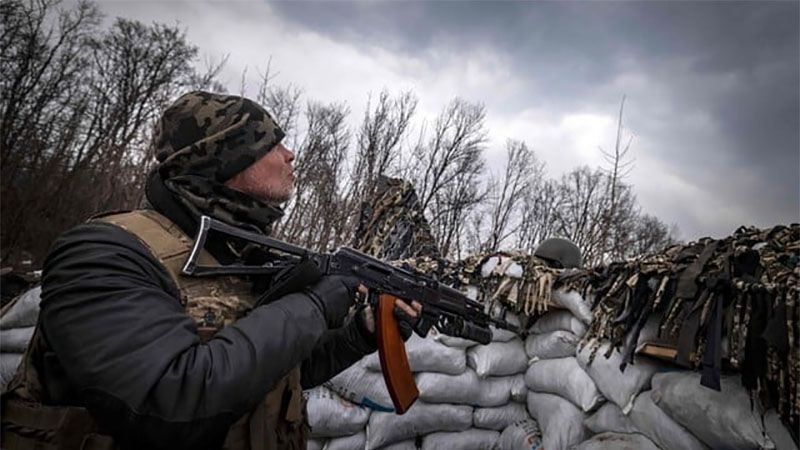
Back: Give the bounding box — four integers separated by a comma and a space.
100, 1, 799, 241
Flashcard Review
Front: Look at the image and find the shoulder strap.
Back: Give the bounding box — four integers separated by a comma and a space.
93, 210, 219, 298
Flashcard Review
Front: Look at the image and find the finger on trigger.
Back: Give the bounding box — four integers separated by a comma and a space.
411, 301, 423, 313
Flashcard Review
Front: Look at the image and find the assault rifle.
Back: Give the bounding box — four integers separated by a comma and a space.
182, 215, 517, 414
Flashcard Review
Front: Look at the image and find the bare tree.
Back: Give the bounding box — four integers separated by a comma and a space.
350, 90, 417, 204
598, 95, 635, 261
276, 101, 351, 251
1, 0, 213, 267
482, 140, 541, 252
409, 98, 487, 258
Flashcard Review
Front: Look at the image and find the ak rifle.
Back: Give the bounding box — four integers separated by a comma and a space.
182, 215, 517, 414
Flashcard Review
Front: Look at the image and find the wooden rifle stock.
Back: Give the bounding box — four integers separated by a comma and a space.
375, 294, 419, 414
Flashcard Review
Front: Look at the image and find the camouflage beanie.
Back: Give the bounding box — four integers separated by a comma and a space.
151, 91, 286, 236
154, 91, 285, 182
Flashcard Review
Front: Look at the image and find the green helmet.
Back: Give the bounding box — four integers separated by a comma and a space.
534, 237, 583, 269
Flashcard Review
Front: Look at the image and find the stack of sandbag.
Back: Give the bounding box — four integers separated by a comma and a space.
304, 386, 372, 450
522, 289, 600, 450
312, 316, 539, 450
0, 285, 41, 390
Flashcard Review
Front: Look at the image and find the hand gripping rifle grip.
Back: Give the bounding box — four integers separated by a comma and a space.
375, 293, 419, 414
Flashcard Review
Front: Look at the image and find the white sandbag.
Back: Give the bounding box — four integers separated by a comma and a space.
526, 391, 588, 450
307, 438, 325, 450
432, 327, 478, 348
524, 357, 604, 412
651, 372, 775, 450
524, 330, 579, 360
379, 440, 417, 450
629, 390, 709, 450
324, 432, 365, 450
306, 386, 371, 437
416, 370, 479, 405
491, 325, 519, 342
366, 402, 472, 450
550, 289, 592, 324
764, 410, 799, 450
474, 403, 530, 431
0, 286, 41, 329
529, 310, 587, 337
481, 256, 500, 277
476, 375, 516, 407
467, 338, 527, 378
0, 326, 35, 353
421, 428, 499, 450
576, 342, 661, 413
583, 402, 638, 435
510, 374, 527, 403
0, 353, 22, 390
571, 432, 661, 450
497, 419, 543, 450
325, 359, 394, 412
363, 334, 466, 375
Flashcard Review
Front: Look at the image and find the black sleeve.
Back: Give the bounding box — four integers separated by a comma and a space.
40, 223, 328, 450
300, 314, 377, 389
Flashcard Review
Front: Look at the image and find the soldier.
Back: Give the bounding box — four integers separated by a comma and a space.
1, 91, 420, 450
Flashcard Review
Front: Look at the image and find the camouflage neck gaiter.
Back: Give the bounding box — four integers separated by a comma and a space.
151, 91, 286, 236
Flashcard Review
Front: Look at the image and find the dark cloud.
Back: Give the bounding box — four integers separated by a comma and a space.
271, 1, 799, 236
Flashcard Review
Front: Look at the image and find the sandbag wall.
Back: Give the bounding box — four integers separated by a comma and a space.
307, 325, 539, 450
0, 285, 40, 390
304, 246, 798, 450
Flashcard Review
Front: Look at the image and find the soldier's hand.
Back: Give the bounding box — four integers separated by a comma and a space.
303, 275, 360, 329
357, 292, 423, 342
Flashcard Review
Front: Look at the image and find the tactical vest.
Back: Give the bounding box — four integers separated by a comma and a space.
1, 210, 307, 450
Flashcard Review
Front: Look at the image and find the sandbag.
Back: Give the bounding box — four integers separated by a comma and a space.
764, 409, 799, 450
576, 341, 661, 412
421, 428, 499, 450
363, 334, 466, 375
476, 375, 516, 407
529, 310, 587, 337
325, 359, 394, 412
549, 289, 592, 324
473, 403, 530, 431
651, 372, 775, 450
306, 386, 371, 437
571, 432, 661, 450
524, 330, 579, 360
0, 353, 22, 390
497, 419, 543, 450
510, 374, 527, 403
583, 402, 638, 435
526, 391, 588, 450
467, 338, 528, 378
366, 402, 472, 449
380, 440, 418, 450
0, 326, 35, 353
432, 327, 478, 348
324, 432, 365, 450
490, 325, 518, 342
307, 438, 325, 450
524, 357, 604, 412
629, 390, 709, 450
416, 370, 479, 405
0, 286, 41, 329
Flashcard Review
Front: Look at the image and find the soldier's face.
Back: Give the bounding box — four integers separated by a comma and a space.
225, 143, 296, 205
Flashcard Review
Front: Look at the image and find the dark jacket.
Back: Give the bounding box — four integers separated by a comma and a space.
37, 217, 375, 449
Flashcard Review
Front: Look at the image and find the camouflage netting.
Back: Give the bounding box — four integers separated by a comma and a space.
393, 225, 800, 440
352, 176, 441, 261
346, 175, 800, 443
